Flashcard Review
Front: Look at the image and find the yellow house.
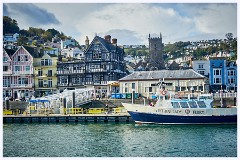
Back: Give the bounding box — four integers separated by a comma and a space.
33, 53, 58, 97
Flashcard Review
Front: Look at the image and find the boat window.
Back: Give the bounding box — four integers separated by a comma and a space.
179, 102, 189, 108
197, 101, 207, 108
172, 102, 180, 108
188, 101, 198, 108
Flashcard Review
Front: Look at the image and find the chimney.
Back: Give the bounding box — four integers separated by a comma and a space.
85, 36, 89, 49
112, 38, 117, 45
104, 35, 111, 43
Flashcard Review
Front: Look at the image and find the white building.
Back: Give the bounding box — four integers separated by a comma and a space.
61, 39, 76, 49
61, 47, 84, 59
119, 69, 208, 98
192, 60, 210, 77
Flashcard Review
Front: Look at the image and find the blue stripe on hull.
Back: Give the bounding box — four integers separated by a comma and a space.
128, 111, 237, 124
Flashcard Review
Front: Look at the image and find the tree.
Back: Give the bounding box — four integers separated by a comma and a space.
225, 33, 233, 41
46, 28, 60, 37
3, 16, 20, 34
42, 31, 53, 41
17, 36, 28, 45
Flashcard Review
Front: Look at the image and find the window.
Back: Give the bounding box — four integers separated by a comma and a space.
214, 78, 221, 84
197, 101, 207, 108
188, 101, 198, 108
25, 55, 28, 61
198, 71, 205, 75
132, 83, 135, 89
198, 64, 203, 69
3, 66, 8, 71
228, 78, 235, 84
228, 70, 235, 76
149, 87, 152, 92
15, 66, 21, 71
125, 88, 128, 93
48, 70, 52, 76
180, 102, 189, 108
3, 57, 8, 62
17, 56, 21, 61
214, 69, 221, 75
48, 78, 52, 87
38, 79, 43, 87
38, 69, 43, 76
172, 102, 180, 108
26, 66, 30, 71
18, 78, 28, 84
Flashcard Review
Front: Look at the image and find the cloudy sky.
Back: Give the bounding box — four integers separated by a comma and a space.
3, 2, 237, 45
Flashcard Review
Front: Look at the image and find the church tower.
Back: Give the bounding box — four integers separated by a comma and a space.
147, 33, 165, 70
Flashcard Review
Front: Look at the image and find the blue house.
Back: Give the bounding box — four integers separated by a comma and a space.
209, 57, 237, 92
225, 61, 237, 92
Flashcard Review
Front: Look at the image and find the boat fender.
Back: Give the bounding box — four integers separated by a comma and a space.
185, 109, 190, 114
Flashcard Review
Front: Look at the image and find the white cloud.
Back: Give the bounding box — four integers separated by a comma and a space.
76, 3, 195, 44
4, 3, 237, 45
194, 4, 237, 35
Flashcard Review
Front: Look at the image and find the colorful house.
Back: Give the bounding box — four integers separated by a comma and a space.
3, 49, 14, 98
209, 57, 237, 92
33, 53, 58, 97
10, 46, 35, 100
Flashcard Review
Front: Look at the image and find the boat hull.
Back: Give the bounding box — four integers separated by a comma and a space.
128, 111, 237, 124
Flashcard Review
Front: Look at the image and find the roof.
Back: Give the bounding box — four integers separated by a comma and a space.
4, 48, 16, 57
91, 36, 124, 53
22, 46, 44, 58
119, 69, 206, 81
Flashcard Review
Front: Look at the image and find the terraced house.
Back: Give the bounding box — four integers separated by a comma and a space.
57, 35, 126, 97
33, 53, 58, 97
3, 49, 14, 98
9, 46, 35, 100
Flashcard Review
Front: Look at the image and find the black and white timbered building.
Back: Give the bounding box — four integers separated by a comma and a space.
57, 35, 126, 96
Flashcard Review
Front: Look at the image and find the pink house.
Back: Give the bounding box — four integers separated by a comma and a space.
3, 49, 13, 98
11, 46, 35, 99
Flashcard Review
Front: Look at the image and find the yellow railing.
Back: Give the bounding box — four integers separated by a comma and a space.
3, 110, 13, 115
62, 108, 83, 114
87, 108, 105, 114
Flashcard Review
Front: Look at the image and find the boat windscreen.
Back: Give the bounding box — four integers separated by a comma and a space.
172, 102, 180, 108
180, 102, 189, 108
197, 101, 207, 108
188, 101, 198, 108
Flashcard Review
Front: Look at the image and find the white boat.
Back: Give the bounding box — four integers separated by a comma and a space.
122, 81, 237, 124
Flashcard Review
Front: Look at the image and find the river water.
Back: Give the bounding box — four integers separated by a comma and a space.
3, 123, 237, 157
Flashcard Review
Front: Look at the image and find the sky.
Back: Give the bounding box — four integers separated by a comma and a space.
3, 1, 238, 45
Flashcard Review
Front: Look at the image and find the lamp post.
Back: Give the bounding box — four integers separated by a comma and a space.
220, 85, 223, 108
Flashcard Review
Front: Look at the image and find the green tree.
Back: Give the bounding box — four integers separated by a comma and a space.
42, 31, 53, 41
3, 16, 20, 34
46, 28, 60, 37
17, 36, 28, 45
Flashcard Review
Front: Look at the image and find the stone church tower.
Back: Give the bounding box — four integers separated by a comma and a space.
147, 33, 165, 70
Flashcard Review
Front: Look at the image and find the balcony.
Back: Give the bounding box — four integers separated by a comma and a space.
11, 84, 33, 88
3, 71, 12, 75
33, 61, 57, 67
57, 70, 85, 74
3, 84, 11, 88
12, 71, 33, 75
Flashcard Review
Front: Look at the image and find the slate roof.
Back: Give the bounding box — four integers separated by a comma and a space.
94, 36, 123, 53
119, 69, 206, 81
4, 48, 16, 57
22, 46, 43, 58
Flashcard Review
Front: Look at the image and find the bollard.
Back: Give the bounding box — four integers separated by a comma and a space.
63, 97, 66, 115
5, 97, 10, 110
72, 91, 75, 108
132, 90, 135, 104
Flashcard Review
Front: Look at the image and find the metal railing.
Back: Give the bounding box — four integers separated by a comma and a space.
213, 93, 237, 98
